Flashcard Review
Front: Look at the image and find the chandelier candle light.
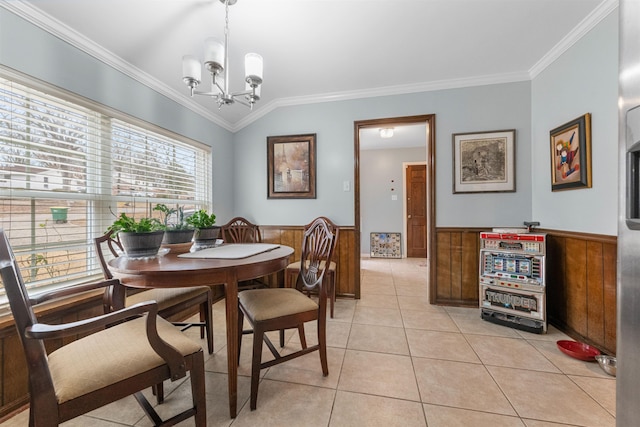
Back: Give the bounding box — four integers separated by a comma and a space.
182, 0, 263, 109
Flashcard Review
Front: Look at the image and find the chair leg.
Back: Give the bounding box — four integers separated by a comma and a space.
318, 314, 329, 376
238, 309, 244, 365
200, 307, 205, 339
152, 382, 164, 404
281, 269, 293, 347
329, 272, 336, 319
250, 325, 264, 410
190, 351, 207, 426
202, 301, 214, 354
298, 324, 307, 349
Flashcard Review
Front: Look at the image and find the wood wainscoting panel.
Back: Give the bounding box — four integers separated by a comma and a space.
564, 237, 588, 337
2, 333, 28, 410
435, 231, 452, 301
432, 227, 617, 355
461, 232, 480, 301
336, 229, 356, 296
450, 232, 463, 300
433, 228, 482, 306
586, 241, 605, 345
603, 243, 617, 352
538, 231, 616, 355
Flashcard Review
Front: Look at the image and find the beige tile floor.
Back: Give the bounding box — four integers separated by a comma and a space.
2, 257, 616, 427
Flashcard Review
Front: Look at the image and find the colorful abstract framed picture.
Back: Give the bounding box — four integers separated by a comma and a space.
267, 133, 317, 199
452, 129, 516, 193
550, 113, 592, 191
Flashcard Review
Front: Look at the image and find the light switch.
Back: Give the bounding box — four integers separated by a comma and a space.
391, 195, 398, 201
343, 181, 350, 192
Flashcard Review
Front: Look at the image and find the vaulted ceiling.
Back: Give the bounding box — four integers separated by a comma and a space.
6, 0, 613, 133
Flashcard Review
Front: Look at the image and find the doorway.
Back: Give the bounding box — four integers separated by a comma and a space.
353, 114, 436, 299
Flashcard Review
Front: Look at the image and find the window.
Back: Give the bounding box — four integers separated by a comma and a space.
0, 70, 211, 309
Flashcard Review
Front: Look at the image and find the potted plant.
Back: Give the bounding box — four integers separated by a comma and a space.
106, 212, 165, 257
185, 209, 219, 247
153, 203, 194, 244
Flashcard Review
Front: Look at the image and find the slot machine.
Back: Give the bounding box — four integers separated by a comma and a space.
479, 231, 547, 333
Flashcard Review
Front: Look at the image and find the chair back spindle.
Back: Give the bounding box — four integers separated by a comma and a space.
297, 217, 336, 295
220, 217, 262, 243
94, 234, 128, 312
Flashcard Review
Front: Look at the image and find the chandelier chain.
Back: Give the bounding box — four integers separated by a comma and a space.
224, 0, 230, 36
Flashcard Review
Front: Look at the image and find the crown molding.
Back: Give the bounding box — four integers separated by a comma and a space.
528, 0, 618, 79
230, 71, 530, 132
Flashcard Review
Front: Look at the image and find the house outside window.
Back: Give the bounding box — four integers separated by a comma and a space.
0, 70, 212, 310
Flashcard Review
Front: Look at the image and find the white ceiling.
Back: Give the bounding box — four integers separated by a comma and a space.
5, 0, 613, 134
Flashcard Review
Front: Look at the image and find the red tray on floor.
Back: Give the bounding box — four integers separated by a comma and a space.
556, 340, 601, 361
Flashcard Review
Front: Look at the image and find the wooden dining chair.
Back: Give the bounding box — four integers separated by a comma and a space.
94, 233, 214, 403
0, 229, 206, 426
220, 216, 262, 244
220, 217, 267, 290
237, 216, 336, 410
285, 216, 339, 318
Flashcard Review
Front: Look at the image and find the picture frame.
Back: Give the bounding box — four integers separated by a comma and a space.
550, 113, 592, 191
452, 129, 516, 193
370, 232, 402, 258
267, 133, 317, 199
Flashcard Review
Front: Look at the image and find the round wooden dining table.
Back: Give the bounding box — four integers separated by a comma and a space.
108, 244, 294, 418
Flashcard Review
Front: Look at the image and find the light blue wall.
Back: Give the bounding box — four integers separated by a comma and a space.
360, 147, 426, 254
531, 11, 619, 235
0, 8, 235, 221
233, 82, 533, 228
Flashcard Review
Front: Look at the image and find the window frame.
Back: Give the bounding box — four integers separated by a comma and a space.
0, 66, 212, 310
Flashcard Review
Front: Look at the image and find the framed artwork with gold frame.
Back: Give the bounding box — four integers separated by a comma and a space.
550, 113, 592, 191
267, 133, 317, 199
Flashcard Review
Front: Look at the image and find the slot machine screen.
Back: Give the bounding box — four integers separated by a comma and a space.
493, 256, 531, 276
484, 253, 533, 278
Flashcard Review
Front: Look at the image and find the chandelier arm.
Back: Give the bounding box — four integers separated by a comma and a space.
230, 89, 253, 97
214, 79, 225, 94
232, 96, 252, 108
192, 90, 223, 98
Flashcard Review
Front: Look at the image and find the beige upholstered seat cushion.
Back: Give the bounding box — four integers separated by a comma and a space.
285, 260, 335, 272
47, 316, 202, 404
126, 286, 210, 310
239, 288, 318, 322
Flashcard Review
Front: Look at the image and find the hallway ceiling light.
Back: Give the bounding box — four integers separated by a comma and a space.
379, 128, 394, 138
181, 0, 263, 110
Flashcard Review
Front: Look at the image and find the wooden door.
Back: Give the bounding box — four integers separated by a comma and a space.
406, 164, 427, 258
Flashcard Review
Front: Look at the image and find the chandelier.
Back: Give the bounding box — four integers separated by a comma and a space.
181, 0, 263, 109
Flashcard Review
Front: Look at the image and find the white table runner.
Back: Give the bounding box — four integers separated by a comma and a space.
178, 243, 280, 259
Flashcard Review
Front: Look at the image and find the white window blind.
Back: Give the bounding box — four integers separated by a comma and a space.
0, 72, 211, 308
111, 120, 209, 203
